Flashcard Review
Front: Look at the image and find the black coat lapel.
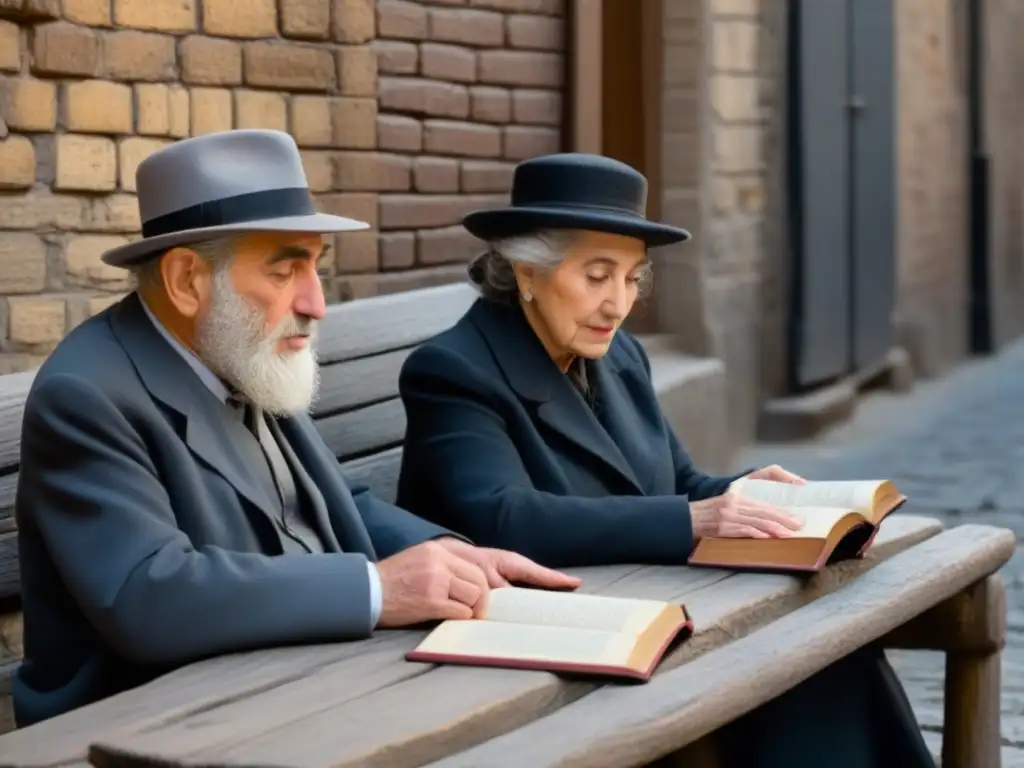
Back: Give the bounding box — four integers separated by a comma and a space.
109, 293, 280, 522
468, 299, 642, 492
588, 357, 664, 494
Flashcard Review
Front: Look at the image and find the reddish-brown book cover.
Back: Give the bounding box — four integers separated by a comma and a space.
404, 587, 693, 681
406, 615, 693, 681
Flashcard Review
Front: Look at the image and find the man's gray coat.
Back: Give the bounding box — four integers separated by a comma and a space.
13, 292, 450, 727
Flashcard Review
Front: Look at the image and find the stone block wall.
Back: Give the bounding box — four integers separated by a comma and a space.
0, 0, 567, 373
893, 0, 970, 377
645, 0, 779, 451
371, 0, 565, 295
981, 0, 1024, 349
704, 0, 779, 445
647, 0, 710, 356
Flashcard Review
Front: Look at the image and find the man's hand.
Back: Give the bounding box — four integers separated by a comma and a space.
745, 464, 806, 485
375, 541, 491, 628
435, 538, 582, 590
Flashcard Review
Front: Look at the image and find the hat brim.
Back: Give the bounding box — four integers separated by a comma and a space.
100, 212, 370, 268
462, 206, 691, 247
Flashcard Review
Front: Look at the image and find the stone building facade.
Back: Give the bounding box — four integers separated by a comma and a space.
640, 0, 1024, 454
0, 0, 566, 373
2, 0, 1023, 463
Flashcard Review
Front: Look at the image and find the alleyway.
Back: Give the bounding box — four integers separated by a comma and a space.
733, 339, 1024, 765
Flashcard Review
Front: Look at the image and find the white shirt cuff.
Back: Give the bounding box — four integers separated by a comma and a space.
366, 561, 383, 628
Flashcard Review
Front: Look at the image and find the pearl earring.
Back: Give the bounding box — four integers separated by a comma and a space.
522, 290, 533, 302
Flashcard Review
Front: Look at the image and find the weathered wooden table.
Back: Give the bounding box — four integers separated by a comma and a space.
0, 515, 1012, 768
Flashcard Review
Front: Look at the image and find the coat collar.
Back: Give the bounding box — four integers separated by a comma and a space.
466, 298, 642, 492
107, 293, 343, 551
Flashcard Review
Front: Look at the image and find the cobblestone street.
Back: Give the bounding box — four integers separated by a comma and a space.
733, 339, 1024, 765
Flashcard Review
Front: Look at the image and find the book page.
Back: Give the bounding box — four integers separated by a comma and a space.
482, 587, 666, 636
730, 478, 883, 513
414, 620, 635, 668
786, 506, 857, 539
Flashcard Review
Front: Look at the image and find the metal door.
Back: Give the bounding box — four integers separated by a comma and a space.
788, 0, 897, 389
788, 0, 852, 387
849, 0, 896, 372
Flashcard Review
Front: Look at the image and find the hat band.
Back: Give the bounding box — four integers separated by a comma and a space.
508, 200, 646, 218
141, 187, 316, 239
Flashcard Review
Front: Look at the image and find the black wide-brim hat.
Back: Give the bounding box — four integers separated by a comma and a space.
462, 153, 690, 247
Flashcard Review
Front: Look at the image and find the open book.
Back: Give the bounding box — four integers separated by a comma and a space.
687, 477, 907, 572
405, 586, 692, 681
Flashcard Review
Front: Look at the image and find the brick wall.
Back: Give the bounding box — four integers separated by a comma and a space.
371, 0, 565, 296
0, 0, 383, 373
0, 0, 568, 375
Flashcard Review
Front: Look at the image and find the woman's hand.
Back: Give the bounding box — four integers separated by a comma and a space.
690, 492, 804, 540
745, 464, 806, 485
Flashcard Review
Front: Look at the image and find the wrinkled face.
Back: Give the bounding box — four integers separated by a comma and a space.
515, 230, 648, 366
161, 232, 330, 416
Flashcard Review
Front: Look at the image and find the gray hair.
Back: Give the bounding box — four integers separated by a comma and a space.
130, 237, 236, 290
467, 229, 653, 303
468, 230, 577, 305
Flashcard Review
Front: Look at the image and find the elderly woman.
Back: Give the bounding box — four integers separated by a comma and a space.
395, 153, 933, 768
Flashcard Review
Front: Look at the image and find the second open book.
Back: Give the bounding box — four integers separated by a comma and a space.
406, 586, 692, 681
687, 477, 907, 572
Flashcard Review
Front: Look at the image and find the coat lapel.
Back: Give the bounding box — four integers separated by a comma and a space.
266, 417, 344, 553
588, 355, 664, 493
109, 293, 281, 522
276, 416, 377, 558
468, 299, 642, 492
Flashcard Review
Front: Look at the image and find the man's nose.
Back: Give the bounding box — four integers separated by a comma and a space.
293, 268, 326, 321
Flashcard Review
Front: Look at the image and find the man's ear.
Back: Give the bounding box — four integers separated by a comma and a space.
160, 248, 212, 319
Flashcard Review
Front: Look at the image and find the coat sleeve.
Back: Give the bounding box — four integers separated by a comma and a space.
625, 335, 750, 500
398, 345, 697, 569
18, 373, 377, 666
346, 482, 468, 560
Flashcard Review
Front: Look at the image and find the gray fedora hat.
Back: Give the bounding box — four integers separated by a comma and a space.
101, 129, 368, 267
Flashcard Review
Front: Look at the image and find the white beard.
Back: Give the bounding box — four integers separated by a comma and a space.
195, 267, 320, 416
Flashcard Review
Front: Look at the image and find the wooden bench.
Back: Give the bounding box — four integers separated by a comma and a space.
0, 283, 1013, 767
0, 282, 728, 734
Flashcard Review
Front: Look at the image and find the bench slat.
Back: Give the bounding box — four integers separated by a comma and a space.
316, 284, 477, 364
0, 532, 18, 603
313, 349, 413, 417
340, 448, 403, 504
0, 474, 16, 535
0, 372, 34, 476
427, 524, 1015, 768
314, 400, 406, 462
36, 515, 942, 768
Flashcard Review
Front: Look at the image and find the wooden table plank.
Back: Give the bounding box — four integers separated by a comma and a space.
0, 565, 641, 768
425, 523, 1016, 768
78, 515, 942, 768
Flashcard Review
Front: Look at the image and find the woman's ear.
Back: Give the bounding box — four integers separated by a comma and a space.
512, 262, 535, 296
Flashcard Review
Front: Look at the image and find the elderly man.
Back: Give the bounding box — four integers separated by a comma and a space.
13, 129, 579, 728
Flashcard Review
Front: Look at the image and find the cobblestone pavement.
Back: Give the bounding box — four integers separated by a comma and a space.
732, 338, 1024, 766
